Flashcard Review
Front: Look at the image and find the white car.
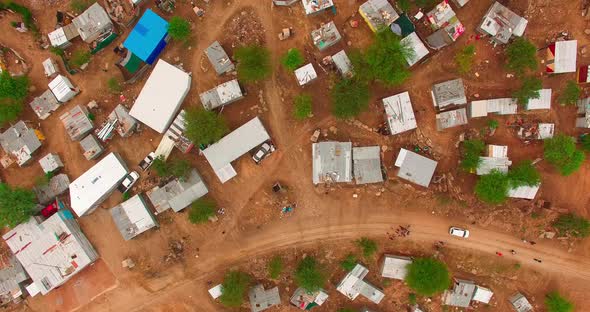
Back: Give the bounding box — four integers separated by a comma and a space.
449, 226, 470, 238
118, 171, 140, 193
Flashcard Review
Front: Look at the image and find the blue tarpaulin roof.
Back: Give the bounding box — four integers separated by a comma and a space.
123, 9, 168, 64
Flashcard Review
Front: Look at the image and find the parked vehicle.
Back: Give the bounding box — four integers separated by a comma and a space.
118, 171, 140, 193
139, 152, 156, 171
449, 226, 470, 238
251, 142, 276, 164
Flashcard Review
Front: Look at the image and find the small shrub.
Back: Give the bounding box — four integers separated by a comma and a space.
487, 119, 499, 130
558, 80, 580, 106
405, 257, 451, 296
268, 256, 283, 279
545, 291, 574, 312
553, 213, 590, 238
189, 199, 216, 224
356, 237, 377, 258
514, 76, 542, 106
294, 257, 326, 292
234, 45, 272, 82
408, 293, 417, 305
475, 170, 509, 204
107, 77, 122, 94
219, 271, 250, 307
70, 49, 91, 68
544, 134, 585, 176
151, 156, 191, 179
340, 253, 357, 271
508, 160, 541, 187
122, 191, 131, 201
281, 48, 304, 71
331, 78, 370, 118
455, 45, 476, 74
151, 156, 169, 177
460, 139, 485, 171
397, 0, 411, 11
70, 0, 92, 13
293, 94, 312, 120
506, 37, 537, 75
167, 16, 191, 42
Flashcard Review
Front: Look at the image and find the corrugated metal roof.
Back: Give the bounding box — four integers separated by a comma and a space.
199, 79, 244, 110
248, 284, 281, 312
123, 9, 168, 64
72, 3, 113, 43
401, 32, 429, 66
472, 285, 494, 303
443, 279, 476, 308
60, 105, 93, 141
295, 63, 317, 86
205, 41, 235, 75
526, 89, 552, 110
395, 148, 437, 187
33, 174, 70, 205
336, 264, 384, 304
476, 157, 511, 175
39, 153, 63, 174
0, 121, 42, 166
478, 1, 528, 44
29, 89, 60, 120
290, 287, 328, 309
508, 184, 540, 200
537, 123, 554, 139
146, 169, 208, 213
359, 0, 399, 31
312, 141, 352, 184
332, 50, 353, 78
49, 75, 77, 103
110, 194, 158, 240
381, 255, 412, 280
383, 91, 417, 135
431, 79, 466, 108
302, 0, 334, 15
435, 108, 468, 130
353, 146, 383, 184
109, 104, 137, 137
311, 21, 341, 50
510, 293, 533, 312
79, 134, 104, 160
550, 40, 577, 73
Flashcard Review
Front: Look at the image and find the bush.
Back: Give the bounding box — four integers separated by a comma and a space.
70, 49, 91, 68
581, 134, 590, 151
460, 139, 485, 171
107, 77, 122, 94
184, 107, 229, 146
506, 37, 537, 75
408, 293, 417, 305
281, 48, 304, 71
293, 94, 312, 120
0, 71, 28, 125
0, 183, 36, 227
544, 134, 585, 176
455, 45, 476, 74
553, 213, 590, 238
294, 257, 326, 292
397, 0, 411, 12
167, 16, 191, 42
189, 199, 216, 224
475, 170, 509, 204
268, 256, 283, 279
331, 78, 370, 118
70, 0, 92, 13
487, 119, 499, 130
151, 156, 191, 179
50, 46, 65, 57
514, 76, 542, 106
558, 80, 580, 106
405, 257, 450, 296
363, 30, 414, 85
416, 0, 437, 8
508, 160, 541, 187
356, 237, 377, 258
219, 271, 250, 307
340, 253, 357, 271
234, 45, 271, 82
545, 291, 574, 312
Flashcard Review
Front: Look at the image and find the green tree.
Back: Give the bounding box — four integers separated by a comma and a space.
460, 139, 485, 171
189, 198, 216, 224
487, 119, 499, 130
475, 170, 509, 204
167, 16, 191, 42
356, 237, 377, 258
553, 213, 590, 238
405, 257, 451, 296
513, 76, 542, 106
544, 134, 585, 176
49, 46, 65, 57
107, 77, 122, 94
340, 253, 357, 271
545, 291, 574, 312
506, 37, 537, 75
70, 49, 91, 68
151, 156, 169, 177
184, 107, 228, 146
294, 257, 326, 292
281, 48, 304, 71
0, 183, 36, 227
455, 45, 476, 74
363, 30, 414, 85
151, 156, 191, 179
234, 45, 271, 82
508, 160, 541, 187
0, 71, 29, 125
558, 80, 580, 106
219, 270, 250, 307
293, 94, 312, 120
70, 0, 92, 13
267, 256, 283, 279
331, 78, 370, 118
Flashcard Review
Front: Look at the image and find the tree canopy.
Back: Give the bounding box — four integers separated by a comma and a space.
508, 160, 541, 187
0, 183, 36, 227
405, 257, 451, 296
188, 198, 216, 224
0, 71, 29, 125
331, 78, 370, 118
544, 134, 585, 176
294, 257, 326, 292
267, 256, 283, 279
151, 156, 191, 180
184, 107, 228, 146
506, 37, 538, 75
513, 76, 542, 106
558, 80, 580, 106
475, 170, 510, 204
362, 30, 414, 86
219, 270, 250, 307
460, 139, 485, 171
70, 49, 91, 68
455, 45, 476, 74
167, 16, 191, 42
293, 94, 312, 120
281, 48, 304, 71
553, 213, 590, 238
340, 253, 357, 271
545, 291, 574, 312
234, 45, 272, 82
355, 237, 377, 258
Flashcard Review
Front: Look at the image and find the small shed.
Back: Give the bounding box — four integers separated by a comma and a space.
427, 1, 456, 29
311, 21, 341, 51
80, 134, 104, 160
290, 287, 328, 310
312, 141, 353, 184
508, 184, 540, 200
472, 285, 494, 304
248, 284, 281, 312
431, 79, 467, 109
123, 9, 169, 64
478, 1, 528, 44
205, 41, 235, 75
42, 58, 59, 78
395, 148, 437, 187
332, 50, 353, 78
110, 194, 158, 241
302, 0, 334, 15
295, 63, 318, 86
336, 263, 384, 304
526, 89, 552, 110
401, 32, 429, 66
33, 173, 70, 204
0, 121, 42, 166
383, 91, 417, 135
109, 104, 137, 137
146, 169, 209, 214
576, 97, 590, 128
48, 23, 79, 48
29, 89, 60, 120
352, 146, 383, 184
359, 0, 399, 32
443, 279, 476, 308
435, 108, 468, 131
477, 145, 512, 175
208, 284, 223, 299
469, 98, 518, 118
38, 153, 63, 174
199, 79, 244, 110
509, 293, 533, 312
72, 3, 113, 43
49, 75, 79, 103
0, 256, 28, 304
546, 40, 577, 74
60, 105, 94, 141
381, 255, 412, 280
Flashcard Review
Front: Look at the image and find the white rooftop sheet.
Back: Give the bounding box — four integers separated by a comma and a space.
130, 60, 191, 133
508, 184, 540, 200
295, 63, 318, 86
473, 286, 494, 303
486, 98, 518, 115
113, 195, 157, 239
526, 89, 552, 110
488, 145, 508, 158
217, 79, 243, 104
538, 123, 555, 139
208, 284, 223, 299
302, 0, 334, 15
469, 101, 488, 118
69, 153, 128, 216
553, 40, 578, 74
395, 148, 437, 187
381, 255, 411, 280
48, 75, 76, 102
401, 32, 429, 66
383, 91, 417, 135
48, 28, 68, 47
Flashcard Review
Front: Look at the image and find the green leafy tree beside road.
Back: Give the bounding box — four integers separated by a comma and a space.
219, 270, 250, 307
506, 37, 537, 75
405, 257, 451, 296
544, 134, 585, 176
184, 107, 229, 146
0, 183, 36, 227
234, 45, 271, 82
294, 257, 326, 292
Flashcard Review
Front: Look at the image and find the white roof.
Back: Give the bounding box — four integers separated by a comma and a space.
38, 153, 63, 173
199, 79, 244, 110
312, 141, 353, 184
202, 117, 271, 183
332, 50, 353, 78
42, 58, 58, 77
69, 153, 128, 217
526, 89, 552, 110
395, 148, 437, 187
302, 0, 334, 15
110, 194, 157, 240
552, 40, 577, 74
381, 255, 412, 280
208, 284, 223, 299
488, 145, 508, 158
295, 63, 318, 86
130, 60, 191, 133
486, 98, 518, 115
48, 28, 69, 47
48, 75, 77, 103
537, 123, 555, 139
383, 91, 417, 135
508, 184, 540, 200
469, 100, 488, 118
336, 264, 384, 304
401, 32, 429, 66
